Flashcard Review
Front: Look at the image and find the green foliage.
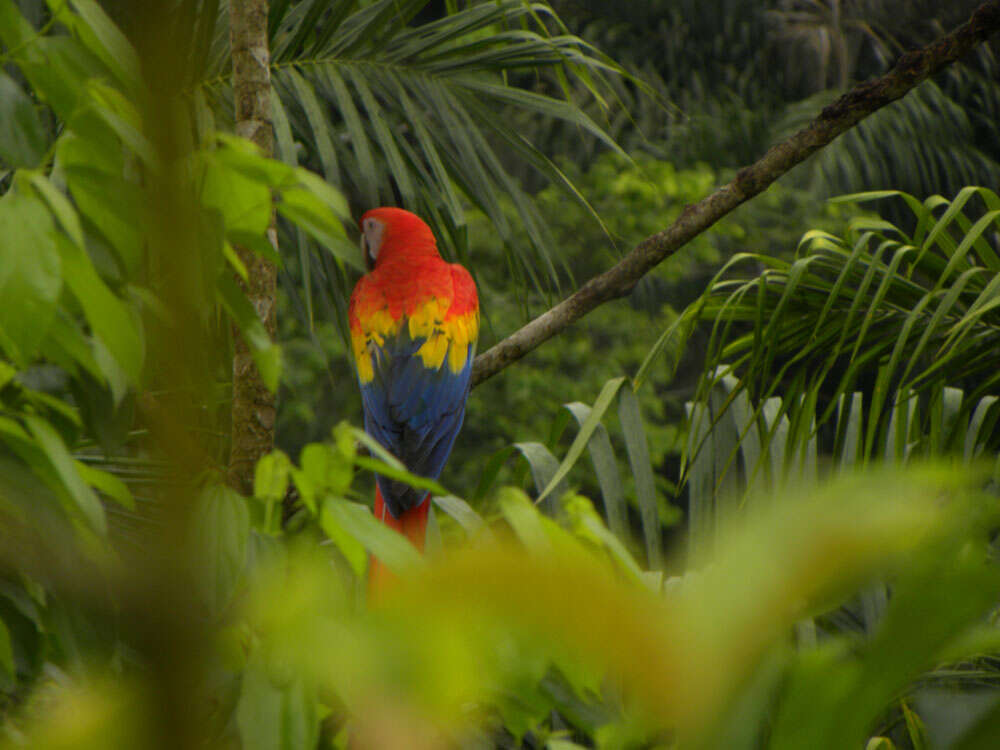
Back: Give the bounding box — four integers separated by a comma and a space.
667, 190, 1000, 745
547, 0, 1000, 207
684, 187, 1000, 482
7, 437, 1000, 749
777, 79, 1000, 202
196, 0, 630, 323
2, 3, 1000, 749
446, 152, 855, 510
469, 376, 675, 570
0, 0, 352, 718
544, 0, 783, 165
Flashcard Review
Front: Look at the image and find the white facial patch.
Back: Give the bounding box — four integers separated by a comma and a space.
361, 217, 385, 270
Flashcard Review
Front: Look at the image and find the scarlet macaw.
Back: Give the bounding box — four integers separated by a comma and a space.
348, 208, 479, 590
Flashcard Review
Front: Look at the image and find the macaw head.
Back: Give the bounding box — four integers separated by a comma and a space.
359, 207, 438, 271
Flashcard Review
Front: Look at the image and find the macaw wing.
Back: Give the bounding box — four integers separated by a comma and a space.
359, 326, 474, 518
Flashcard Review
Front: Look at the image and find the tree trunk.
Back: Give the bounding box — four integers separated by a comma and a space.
228, 0, 277, 495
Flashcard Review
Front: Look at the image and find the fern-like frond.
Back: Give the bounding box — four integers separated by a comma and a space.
683, 187, 1000, 479
200, 0, 627, 321
776, 79, 1000, 200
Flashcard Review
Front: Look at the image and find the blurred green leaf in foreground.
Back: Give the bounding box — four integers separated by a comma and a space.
5, 461, 1000, 749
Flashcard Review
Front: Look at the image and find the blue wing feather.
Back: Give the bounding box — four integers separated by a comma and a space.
359, 327, 473, 518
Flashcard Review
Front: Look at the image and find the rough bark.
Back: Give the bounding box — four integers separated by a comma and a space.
470, 0, 1000, 388
228, 0, 278, 494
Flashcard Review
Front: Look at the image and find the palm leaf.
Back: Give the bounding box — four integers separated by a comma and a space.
199, 0, 627, 319
674, 188, 1000, 510
776, 78, 1000, 201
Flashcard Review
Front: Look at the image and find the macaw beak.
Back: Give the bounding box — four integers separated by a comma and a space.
361, 233, 375, 271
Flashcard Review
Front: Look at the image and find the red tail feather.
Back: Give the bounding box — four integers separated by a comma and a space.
368, 486, 429, 597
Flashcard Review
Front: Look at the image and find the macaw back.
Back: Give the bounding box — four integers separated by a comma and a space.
348, 208, 478, 577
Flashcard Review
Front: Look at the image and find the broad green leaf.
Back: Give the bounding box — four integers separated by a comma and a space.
0, 73, 47, 167
0, 30, 101, 124
432, 495, 489, 537
512, 441, 564, 513
201, 155, 272, 235
619, 386, 662, 569
75, 461, 134, 510
66, 0, 142, 94
769, 472, 1000, 750
321, 498, 423, 574
353, 456, 447, 497
317, 501, 368, 578
685, 400, 714, 562
227, 231, 281, 266
277, 187, 361, 270
537, 377, 625, 504
24, 414, 105, 534
193, 483, 250, 613
56, 135, 142, 273
290, 467, 316, 516
53, 233, 143, 387
349, 425, 448, 497
91, 336, 130, 407
0, 361, 16, 390
964, 396, 999, 461
291, 167, 350, 219
256, 450, 292, 532
563, 401, 627, 541
85, 80, 155, 164
498, 487, 551, 552
236, 657, 319, 750
0, 0, 34, 48
562, 494, 642, 581
301, 443, 352, 499
255, 450, 292, 503
39, 311, 103, 382
0, 191, 61, 363
212, 133, 293, 183
28, 173, 84, 247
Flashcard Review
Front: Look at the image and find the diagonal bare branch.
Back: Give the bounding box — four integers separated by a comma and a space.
471, 0, 1000, 388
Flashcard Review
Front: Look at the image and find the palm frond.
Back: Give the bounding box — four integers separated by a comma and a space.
677, 187, 1000, 508
776, 78, 1000, 200
200, 0, 627, 322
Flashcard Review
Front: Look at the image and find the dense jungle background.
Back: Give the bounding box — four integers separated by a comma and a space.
1, 0, 1000, 748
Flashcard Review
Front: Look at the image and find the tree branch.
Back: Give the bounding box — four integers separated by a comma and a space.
470, 0, 1000, 388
